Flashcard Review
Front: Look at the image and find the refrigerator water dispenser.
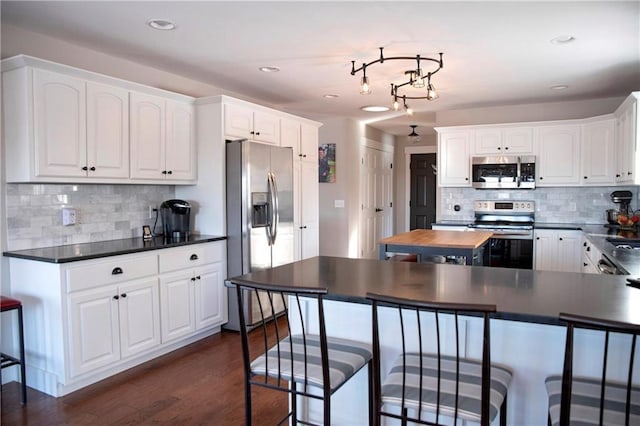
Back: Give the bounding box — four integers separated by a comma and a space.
251, 192, 269, 227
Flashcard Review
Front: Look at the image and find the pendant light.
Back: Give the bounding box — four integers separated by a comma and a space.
408, 125, 421, 144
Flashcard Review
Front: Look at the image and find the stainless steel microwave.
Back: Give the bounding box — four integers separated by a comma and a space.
471, 155, 536, 189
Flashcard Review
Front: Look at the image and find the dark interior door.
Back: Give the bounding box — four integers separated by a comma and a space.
410, 153, 437, 229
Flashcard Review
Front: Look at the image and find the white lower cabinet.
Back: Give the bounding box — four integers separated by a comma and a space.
159, 243, 226, 343
534, 229, 582, 272
8, 240, 226, 397
68, 278, 160, 377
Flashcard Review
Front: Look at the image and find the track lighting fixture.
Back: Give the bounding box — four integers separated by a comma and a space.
351, 47, 444, 114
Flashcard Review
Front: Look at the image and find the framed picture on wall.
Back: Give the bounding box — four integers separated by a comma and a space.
319, 143, 336, 183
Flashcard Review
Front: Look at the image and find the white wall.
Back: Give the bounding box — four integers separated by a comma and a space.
318, 118, 362, 257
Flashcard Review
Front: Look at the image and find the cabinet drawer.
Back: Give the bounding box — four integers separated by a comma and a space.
159, 243, 224, 273
66, 254, 158, 293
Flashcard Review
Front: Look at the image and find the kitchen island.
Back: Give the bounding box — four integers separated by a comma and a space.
378, 229, 493, 265
228, 256, 640, 425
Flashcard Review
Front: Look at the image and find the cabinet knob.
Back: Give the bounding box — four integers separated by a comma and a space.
375, 208, 383, 212
121, 293, 127, 298
302, 154, 307, 158
497, 147, 501, 150
190, 254, 199, 261
255, 132, 260, 136
112, 267, 123, 275
82, 166, 88, 171
191, 277, 196, 282
90, 167, 96, 171
250, 131, 255, 135
504, 147, 509, 150
539, 177, 543, 180
465, 177, 469, 181
616, 174, 621, 178
584, 176, 588, 179
628, 172, 633, 176
536, 237, 540, 240
167, 170, 172, 175
584, 263, 588, 267
587, 246, 590, 252
559, 237, 563, 241
162, 170, 167, 175
196, 276, 201, 280
113, 295, 120, 300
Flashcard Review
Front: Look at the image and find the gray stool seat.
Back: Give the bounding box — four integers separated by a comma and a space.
382, 353, 512, 423
546, 375, 640, 426
251, 334, 372, 392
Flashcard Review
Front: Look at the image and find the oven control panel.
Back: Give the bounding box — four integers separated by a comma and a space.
474, 200, 535, 213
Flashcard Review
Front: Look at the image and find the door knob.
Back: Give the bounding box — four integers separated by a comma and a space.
375, 208, 383, 212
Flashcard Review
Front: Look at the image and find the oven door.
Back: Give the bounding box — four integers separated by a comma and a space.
487, 236, 534, 269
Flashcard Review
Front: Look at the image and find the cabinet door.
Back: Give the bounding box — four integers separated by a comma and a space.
68, 285, 120, 377
33, 69, 87, 177
159, 271, 195, 343
194, 264, 226, 330
130, 92, 166, 179
582, 119, 615, 185
473, 129, 502, 154
253, 111, 280, 145
281, 118, 301, 158
118, 278, 161, 359
301, 122, 319, 163
557, 231, 583, 273
86, 82, 129, 179
616, 102, 637, 183
300, 161, 319, 259
534, 230, 556, 271
165, 100, 196, 181
224, 103, 253, 139
503, 127, 533, 154
536, 125, 581, 186
438, 131, 471, 186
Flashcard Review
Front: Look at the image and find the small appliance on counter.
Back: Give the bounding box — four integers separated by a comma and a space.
160, 199, 191, 241
607, 191, 636, 229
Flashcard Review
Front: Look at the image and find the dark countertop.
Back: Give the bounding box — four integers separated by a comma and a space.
228, 256, 640, 326
3, 234, 227, 263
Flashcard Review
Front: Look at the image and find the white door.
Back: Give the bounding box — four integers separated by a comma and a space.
118, 278, 161, 359
130, 92, 165, 179
159, 271, 195, 343
68, 285, 120, 377
361, 146, 394, 259
557, 232, 583, 273
165, 100, 196, 180
536, 125, 581, 185
438, 131, 471, 186
194, 264, 225, 330
86, 82, 129, 178
33, 69, 87, 178
300, 160, 319, 259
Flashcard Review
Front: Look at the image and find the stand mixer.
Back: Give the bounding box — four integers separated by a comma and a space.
608, 190, 633, 224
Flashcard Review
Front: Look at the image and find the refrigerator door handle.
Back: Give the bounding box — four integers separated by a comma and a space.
268, 172, 280, 244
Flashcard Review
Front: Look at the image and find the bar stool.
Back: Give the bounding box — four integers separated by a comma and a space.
1, 296, 27, 404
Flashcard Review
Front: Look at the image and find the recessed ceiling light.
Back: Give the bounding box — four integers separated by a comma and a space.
259, 66, 280, 73
360, 105, 390, 112
147, 19, 176, 31
323, 94, 339, 99
550, 84, 569, 91
550, 35, 575, 45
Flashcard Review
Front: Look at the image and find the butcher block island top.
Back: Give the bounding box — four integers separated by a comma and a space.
380, 229, 493, 249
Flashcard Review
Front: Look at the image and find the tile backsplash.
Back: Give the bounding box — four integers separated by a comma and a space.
439, 186, 640, 223
5, 184, 175, 250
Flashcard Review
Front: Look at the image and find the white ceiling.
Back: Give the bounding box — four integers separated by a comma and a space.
2, 1, 639, 137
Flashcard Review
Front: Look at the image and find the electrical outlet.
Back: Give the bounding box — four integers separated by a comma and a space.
149, 205, 157, 219
62, 207, 76, 226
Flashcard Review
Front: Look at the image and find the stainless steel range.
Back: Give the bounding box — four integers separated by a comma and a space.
468, 200, 535, 269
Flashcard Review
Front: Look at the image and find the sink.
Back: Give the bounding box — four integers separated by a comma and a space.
606, 238, 640, 250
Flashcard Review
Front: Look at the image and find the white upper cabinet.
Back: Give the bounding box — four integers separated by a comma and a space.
581, 118, 616, 185
224, 103, 280, 145
86, 82, 129, 178
438, 130, 471, 186
2, 55, 195, 184
473, 127, 533, 155
130, 92, 196, 181
33, 69, 88, 178
536, 124, 581, 186
615, 93, 639, 183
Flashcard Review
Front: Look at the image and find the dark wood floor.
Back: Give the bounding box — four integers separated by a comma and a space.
1, 323, 288, 425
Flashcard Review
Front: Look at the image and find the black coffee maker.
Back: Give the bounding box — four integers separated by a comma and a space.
160, 199, 191, 241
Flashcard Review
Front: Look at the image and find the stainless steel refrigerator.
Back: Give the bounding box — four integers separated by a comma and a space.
225, 140, 295, 331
